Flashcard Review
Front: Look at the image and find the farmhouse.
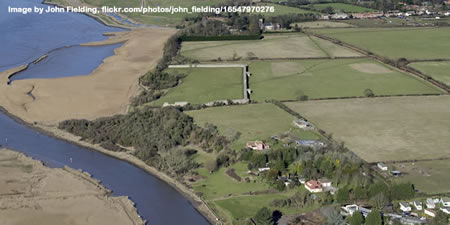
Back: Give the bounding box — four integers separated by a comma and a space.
399, 202, 412, 212
318, 178, 331, 187
424, 209, 436, 217
426, 198, 435, 209
247, 141, 270, 150
441, 197, 450, 207
293, 119, 313, 130
331, 13, 349, 19
305, 180, 323, 193
413, 200, 423, 210
377, 162, 388, 171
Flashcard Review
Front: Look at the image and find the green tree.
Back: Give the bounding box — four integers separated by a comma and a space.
349, 211, 364, 225
254, 207, 273, 225
365, 209, 382, 225
370, 192, 388, 210
390, 183, 415, 200
431, 210, 449, 225
364, 88, 375, 97
336, 186, 350, 203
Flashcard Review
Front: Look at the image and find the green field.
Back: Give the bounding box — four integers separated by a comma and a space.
410, 61, 450, 85
309, 3, 374, 13
186, 104, 319, 149
181, 33, 361, 61
285, 96, 450, 163
312, 27, 450, 60
248, 58, 442, 101
151, 67, 243, 105
255, 3, 315, 16
387, 160, 450, 194
293, 21, 355, 29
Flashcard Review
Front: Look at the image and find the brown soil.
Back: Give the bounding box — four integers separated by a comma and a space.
0, 27, 176, 124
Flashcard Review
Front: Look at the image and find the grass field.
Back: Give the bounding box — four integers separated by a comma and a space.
293, 21, 355, 29
248, 58, 442, 101
255, 3, 316, 16
312, 27, 450, 60
309, 3, 374, 13
180, 33, 361, 61
186, 104, 319, 149
285, 96, 450, 163
410, 61, 450, 86
150, 67, 243, 105
387, 160, 450, 194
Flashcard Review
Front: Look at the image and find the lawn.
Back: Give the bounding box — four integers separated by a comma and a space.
410, 61, 450, 86
293, 21, 355, 29
186, 103, 318, 149
180, 33, 361, 61
387, 160, 450, 194
309, 3, 374, 13
254, 3, 316, 16
150, 67, 243, 105
312, 27, 450, 60
249, 58, 442, 101
285, 96, 450, 163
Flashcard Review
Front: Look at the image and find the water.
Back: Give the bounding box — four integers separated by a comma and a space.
0, 0, 123, 72
0, 0, 212, 224
0, 111, 211, 225
10, 43, 123, 81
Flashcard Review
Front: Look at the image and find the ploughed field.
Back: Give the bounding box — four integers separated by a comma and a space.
248, 58, 442, 101
284, 96, 450, 163
180, 33, 362, 61
150, 67, 243, 105
410, 61, 450, 86
186, 103, 320, 150
311, 27, 450, 60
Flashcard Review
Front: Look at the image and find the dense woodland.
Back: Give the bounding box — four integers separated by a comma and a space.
59, 107, 229, 178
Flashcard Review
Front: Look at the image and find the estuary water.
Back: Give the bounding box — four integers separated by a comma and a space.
0, 0, 211, 224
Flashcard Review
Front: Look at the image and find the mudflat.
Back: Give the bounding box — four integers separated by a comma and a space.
0, 148, 144, 225
0, 27, 176, 124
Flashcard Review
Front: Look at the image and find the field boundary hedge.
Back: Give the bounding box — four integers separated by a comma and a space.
181, 35, 261, 41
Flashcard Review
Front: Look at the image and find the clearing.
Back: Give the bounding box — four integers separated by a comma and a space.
249, 58, 442, 101
284, 96, 450, 163
180, 33, 362, 61
410, 61, 450, 86
151, 67, 243, 105
186, 103, 320, 150
312, 27, 450, 60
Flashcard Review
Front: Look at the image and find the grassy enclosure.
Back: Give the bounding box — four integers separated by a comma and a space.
181, 33, 361, 61
387, 160, 450, 194
248, 58, 442, 101
410, 61, 450, 86
151, 67, 243, 105
285, 96, 450, 163
312, 27, 450, 60
186, 104, 319, 149
309, 3, 375, 13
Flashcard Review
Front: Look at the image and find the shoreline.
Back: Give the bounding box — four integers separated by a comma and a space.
0, 106, 219, 225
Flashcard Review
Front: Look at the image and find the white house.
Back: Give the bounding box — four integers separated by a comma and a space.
426, 198, 436, 209
340, 204, 358, 216
441, 197, 450, 207
318, 178, 332, 187
377, 162, 388, 171
440, 207, 450, 214
400, 202, 412, 212
425, 209, 436, 217
414, 200, 423, 210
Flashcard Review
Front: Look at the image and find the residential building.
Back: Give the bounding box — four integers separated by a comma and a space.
425, 209, 436, 217
377, 162, 388, 171
305, 180, 323, 193
247, 140, 270, 150
318, 178, 332, 187
414, 200, 423, 210
426, 198, 435, 209
340, 204, 358, 216
441, 197, 450, 207
400, 202, 412, 212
